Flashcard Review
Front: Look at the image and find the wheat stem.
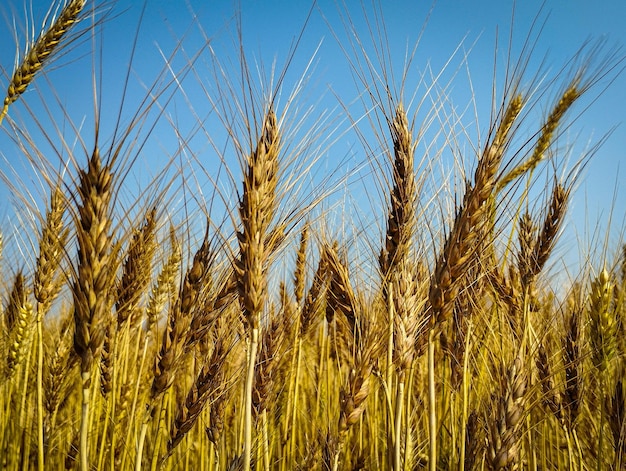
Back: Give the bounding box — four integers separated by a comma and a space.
428, 328, 437, 471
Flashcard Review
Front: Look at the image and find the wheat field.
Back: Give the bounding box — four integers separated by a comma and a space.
0, 1, 625, 470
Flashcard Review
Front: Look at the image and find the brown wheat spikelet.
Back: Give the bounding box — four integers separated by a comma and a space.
531, 183, 568, 280
72, 145, 114, 377
1, 0, 86, 124
562, 304, 583, 430
464, 412, 482, 471
116, 206, 157, 327
516, 212, 537, 289
34, 185, 69, 313
430, 94, 523, 327
99, 321, 113, 397
379, 103, 416, 280
536, 343, 563, 422
4, 272, 31, 377
43, 317, 77, 418
252, 312, 285, 418
146, 227, 181, 332
235, 107, 281, 330
488, 357, 527, 470
4, 271, 27, 334
166, 338, 228, 457
152, 233, 213, 399
392, 262, 426, 373
497, 83, 580, 192
300, 251, 328, 337
294, 224, 309, 307
338, 362, 372, 433
589, 267, 617, 372
324, 242, 359, 351
206, 387, 227, 446
6, 297, 33, 376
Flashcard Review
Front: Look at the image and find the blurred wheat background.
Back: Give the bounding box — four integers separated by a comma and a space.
0, 1, 625, 470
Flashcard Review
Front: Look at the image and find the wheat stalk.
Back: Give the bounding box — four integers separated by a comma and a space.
71, 144, 115, 471
234, 108, 281, 471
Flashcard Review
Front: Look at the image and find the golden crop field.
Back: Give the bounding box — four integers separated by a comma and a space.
0, 1, 624, 470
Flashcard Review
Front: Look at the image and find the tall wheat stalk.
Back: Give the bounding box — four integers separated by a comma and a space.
379, 103, 422, 470
33, 185, 68, 471
71, 145, 115, 471
234, 108, 280, 471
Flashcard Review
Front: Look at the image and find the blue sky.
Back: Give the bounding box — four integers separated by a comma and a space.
0, 0, 624, 275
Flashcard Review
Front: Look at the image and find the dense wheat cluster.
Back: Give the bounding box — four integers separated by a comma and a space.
1, 1, 625, 470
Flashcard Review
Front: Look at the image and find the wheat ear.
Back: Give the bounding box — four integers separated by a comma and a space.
324, 243, 377, 471
430, 93, 523, 328
164, 338, 228, 461
488, 357, 527, 470
536, 344, 563, 423
151, 233, 212, 400
0, 0, 85, 125
497, 83, 580, 192
589, 267, 617, 468
562, 304, 582, 431
379, 104, 422, 471
116, 207, 157, 327
5, 272, 32, 377
146, 227, 181, 333
589, 268, 616, 372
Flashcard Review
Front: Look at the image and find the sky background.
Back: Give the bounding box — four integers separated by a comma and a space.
0, 0, 625, 279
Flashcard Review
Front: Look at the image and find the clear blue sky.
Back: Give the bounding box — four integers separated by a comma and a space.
0, 0, 624, 274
